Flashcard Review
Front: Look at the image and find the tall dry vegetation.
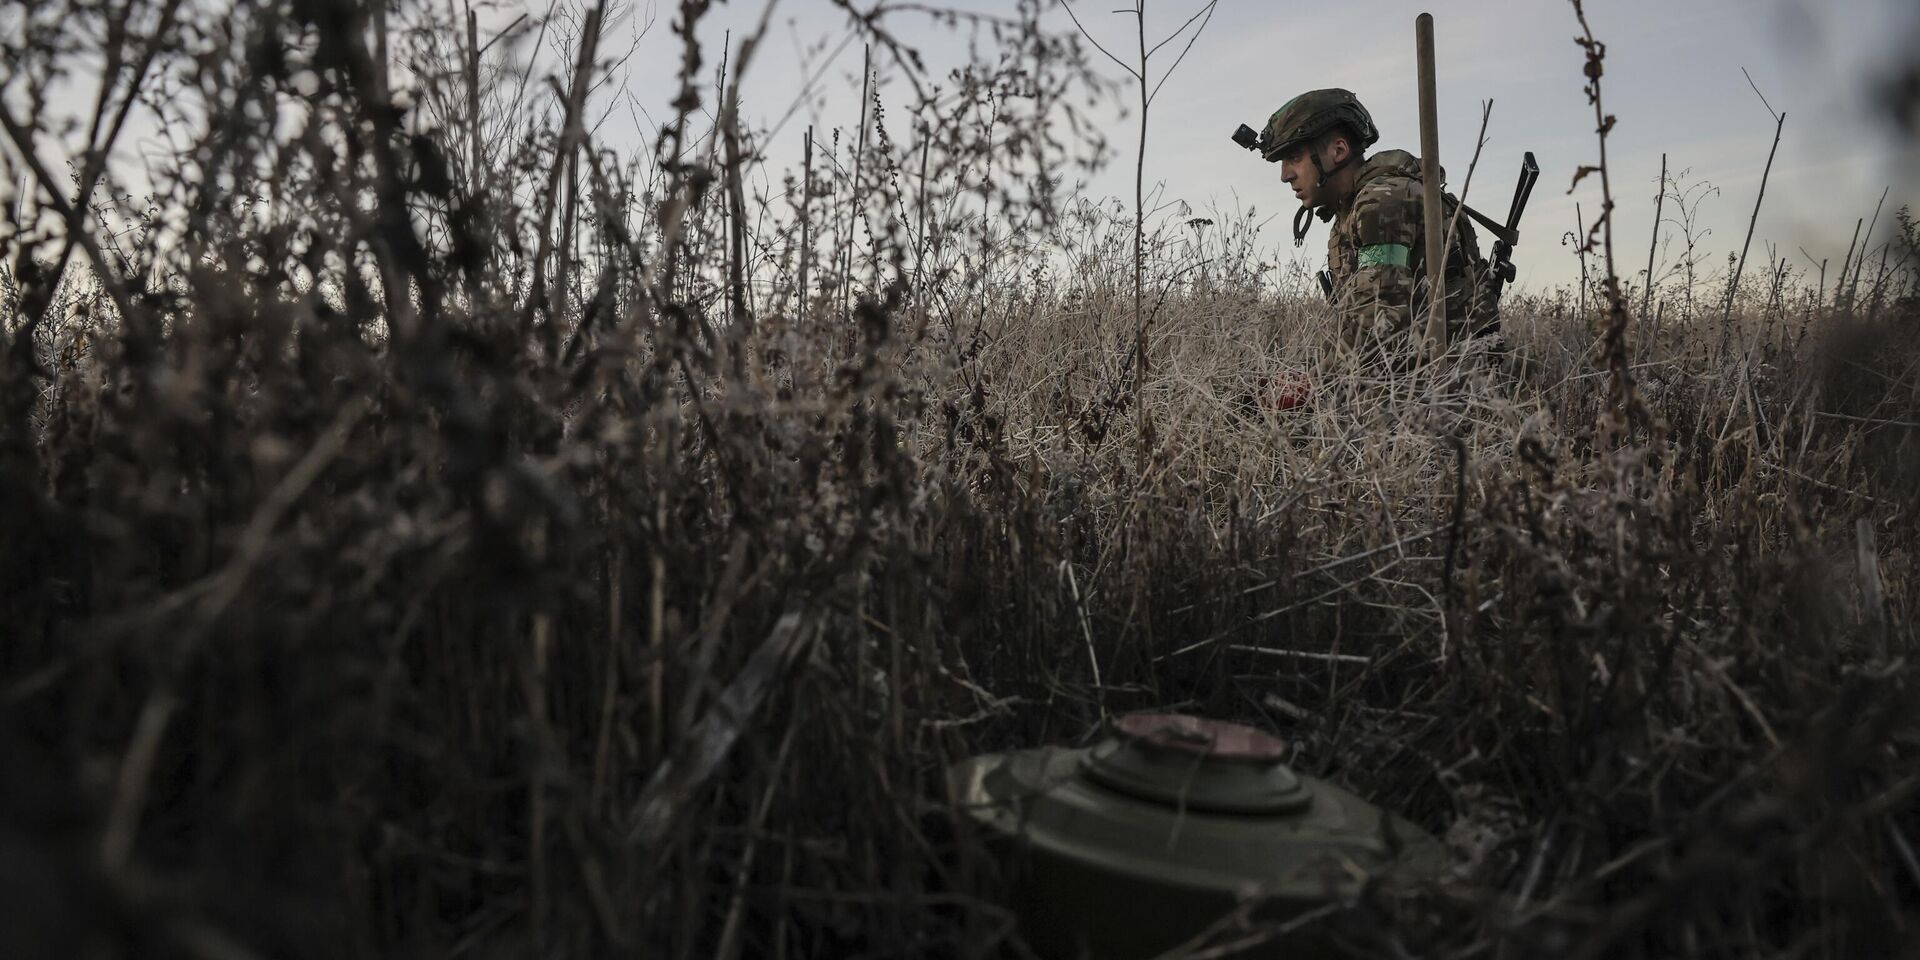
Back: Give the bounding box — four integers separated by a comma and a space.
2, 1, 1917, 958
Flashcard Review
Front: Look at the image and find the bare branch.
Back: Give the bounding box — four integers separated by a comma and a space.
1146, 0, 1216, 61
1147, 0, 1219, 106
1060, 0, 1143, 80
1742, 66, 1780, 122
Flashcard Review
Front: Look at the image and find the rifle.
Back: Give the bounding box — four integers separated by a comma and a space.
1455, 152, 1539, 298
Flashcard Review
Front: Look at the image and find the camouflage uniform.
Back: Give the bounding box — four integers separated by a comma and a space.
1255, 90, 1501, 368
1324, 150, 1499, 365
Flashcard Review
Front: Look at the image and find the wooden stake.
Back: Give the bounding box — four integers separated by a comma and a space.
1416, 13, 1447, 362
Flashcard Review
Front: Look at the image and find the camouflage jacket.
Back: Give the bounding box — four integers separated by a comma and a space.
1325, 150, 1499, 365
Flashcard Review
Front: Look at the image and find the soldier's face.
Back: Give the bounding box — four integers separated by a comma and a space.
1280, 135, 1352, 207
1279, 148, 1318, 206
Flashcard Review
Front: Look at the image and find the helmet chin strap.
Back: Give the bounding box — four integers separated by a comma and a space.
1292, 146, 1358, 246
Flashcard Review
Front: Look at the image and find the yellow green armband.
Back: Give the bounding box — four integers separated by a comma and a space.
1357, 243, 1410, 268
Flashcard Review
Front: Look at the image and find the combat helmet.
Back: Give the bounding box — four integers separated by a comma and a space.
1258, 88, 1379, 163
1253, 89, 1379, 242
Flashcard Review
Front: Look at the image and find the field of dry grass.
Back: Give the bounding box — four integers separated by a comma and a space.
3, 1, 1917, 957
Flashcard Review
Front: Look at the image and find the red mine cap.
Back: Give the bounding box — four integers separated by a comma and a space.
1109, 712, 1291, 765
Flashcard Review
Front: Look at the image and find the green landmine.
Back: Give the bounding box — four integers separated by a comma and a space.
952, 713, 1445, 959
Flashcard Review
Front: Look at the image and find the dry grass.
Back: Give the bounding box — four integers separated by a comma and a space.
2, 1, 1917, 958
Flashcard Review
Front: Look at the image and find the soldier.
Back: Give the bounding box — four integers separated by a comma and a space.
1257, 89, 1503, 370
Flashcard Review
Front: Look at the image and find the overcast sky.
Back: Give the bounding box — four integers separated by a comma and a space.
568, 0, 1920, 292
17, 0, 1918, 294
